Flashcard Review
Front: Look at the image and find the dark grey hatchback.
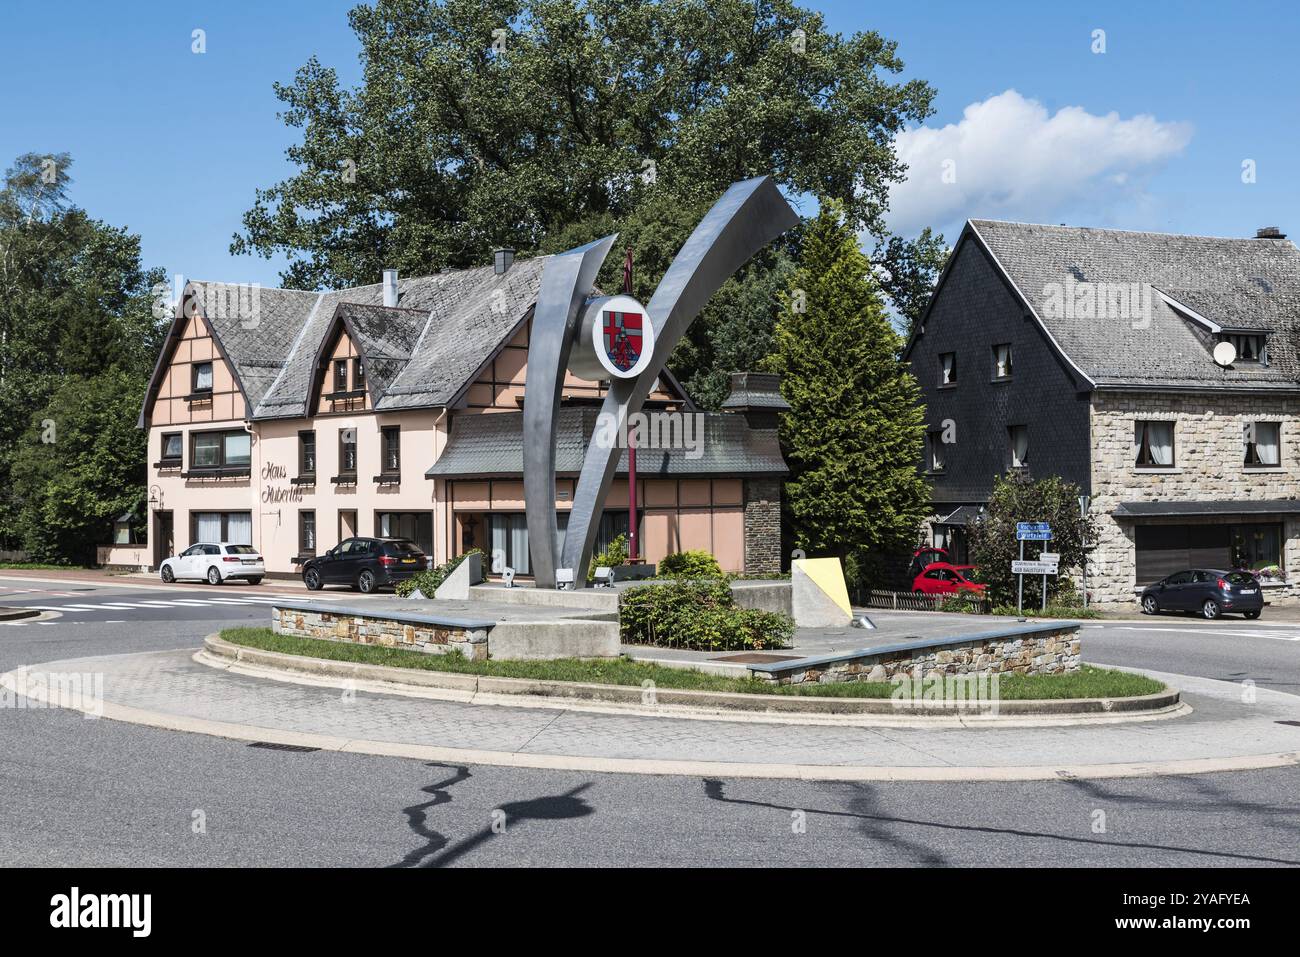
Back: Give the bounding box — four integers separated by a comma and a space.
1139, 569, 1264, 620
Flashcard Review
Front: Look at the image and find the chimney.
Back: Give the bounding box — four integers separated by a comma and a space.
719, 372, 790, 430
382, 269, 398, 307
494, 248, 515, 275
1255, 226, 1287, 240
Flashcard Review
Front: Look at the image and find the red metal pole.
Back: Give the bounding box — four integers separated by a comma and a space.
623, 246, 638, 563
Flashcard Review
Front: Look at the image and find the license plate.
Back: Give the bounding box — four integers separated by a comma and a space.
242, 559, 258, 565
402, 558, 417, 563
1240, 588, 1257, 594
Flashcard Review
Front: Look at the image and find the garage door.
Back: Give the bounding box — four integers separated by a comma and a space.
1134, 524, 1230, 584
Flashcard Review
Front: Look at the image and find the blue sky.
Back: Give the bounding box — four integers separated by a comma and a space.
2, 1, 1296, 290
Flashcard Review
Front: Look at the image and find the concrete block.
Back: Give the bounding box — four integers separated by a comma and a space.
791, 558, 852, 627
487, 620, 620, 660
434, 554, 483, 600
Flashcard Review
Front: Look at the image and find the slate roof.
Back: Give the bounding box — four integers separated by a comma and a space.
964, 220, 1300, 391
719, 372, 792, 411
424, 409, 788, 479
142, 257, 549, 425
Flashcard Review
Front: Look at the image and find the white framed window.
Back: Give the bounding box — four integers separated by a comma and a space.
1245, 421, 1281, 467
1135, 420, 1175, 468
992, 343, 1013, 379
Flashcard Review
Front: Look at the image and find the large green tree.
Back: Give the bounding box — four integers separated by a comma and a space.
233, 0, 935, 289
763, 203, 930, 584
0, 153, 165, 561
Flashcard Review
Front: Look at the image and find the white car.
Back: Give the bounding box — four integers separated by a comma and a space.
160, 543, 265, 585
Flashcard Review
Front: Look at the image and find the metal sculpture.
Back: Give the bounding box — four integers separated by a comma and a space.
524, 176, 798, 587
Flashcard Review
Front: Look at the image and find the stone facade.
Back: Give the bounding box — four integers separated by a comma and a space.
743, 478, 782, 575
273, 607, 489, 660
750, 625, 1080, 685
1089, 391, 1300, 605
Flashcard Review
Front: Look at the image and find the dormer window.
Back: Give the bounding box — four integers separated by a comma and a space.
1219, 332, 1267, 365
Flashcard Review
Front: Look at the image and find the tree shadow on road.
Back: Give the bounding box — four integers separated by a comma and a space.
392, 765, 594, 868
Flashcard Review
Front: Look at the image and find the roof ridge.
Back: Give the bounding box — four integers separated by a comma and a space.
969, 218, 1298, 246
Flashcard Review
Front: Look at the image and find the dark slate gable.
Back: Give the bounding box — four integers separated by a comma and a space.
967, 220, 1300, 390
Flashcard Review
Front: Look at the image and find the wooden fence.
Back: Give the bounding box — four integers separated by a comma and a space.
859, 589, 991, 615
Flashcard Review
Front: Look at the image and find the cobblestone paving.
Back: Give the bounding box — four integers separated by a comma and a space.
14, 649, 1300, 769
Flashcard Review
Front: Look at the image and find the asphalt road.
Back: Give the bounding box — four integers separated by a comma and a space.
2, 575, 1298, 867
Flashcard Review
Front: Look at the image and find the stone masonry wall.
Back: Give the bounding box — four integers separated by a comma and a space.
744, 478, 782, 575
752, 626, 1080, 685
1089, 391, 1300, 606
274, 607, 489, 660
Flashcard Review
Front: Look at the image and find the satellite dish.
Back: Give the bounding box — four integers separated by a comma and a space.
1213, 341, 1237, 366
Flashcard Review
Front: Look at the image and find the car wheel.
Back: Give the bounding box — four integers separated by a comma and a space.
247, 577, 263, 585
1244, 609, 1261, 620
160, 565, 175, 584
207, 566, 222, 586
1141, 595, 1158, 615
357, 569, 377, 594
1201, 598, 1221, 620
304, 569, 322, 591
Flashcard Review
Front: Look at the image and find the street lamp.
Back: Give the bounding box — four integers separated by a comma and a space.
1079, 495, 1091, 608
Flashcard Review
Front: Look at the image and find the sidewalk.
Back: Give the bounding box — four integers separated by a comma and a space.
7, 647, 1300, 782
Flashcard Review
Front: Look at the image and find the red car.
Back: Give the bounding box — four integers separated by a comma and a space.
912, 562, 986, 596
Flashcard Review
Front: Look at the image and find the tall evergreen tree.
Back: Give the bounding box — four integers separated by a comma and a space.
764, 203, 930, 584
0, 153, 165, 559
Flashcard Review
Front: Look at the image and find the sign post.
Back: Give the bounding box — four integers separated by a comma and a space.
1015, 522, 1054, 616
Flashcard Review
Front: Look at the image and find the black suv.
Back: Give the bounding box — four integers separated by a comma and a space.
301, 537, 428, 593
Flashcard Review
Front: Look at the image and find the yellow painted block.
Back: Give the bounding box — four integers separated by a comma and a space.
796, 557, 852, 616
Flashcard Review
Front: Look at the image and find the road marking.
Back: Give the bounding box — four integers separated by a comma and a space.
1116, 625, 1300, 641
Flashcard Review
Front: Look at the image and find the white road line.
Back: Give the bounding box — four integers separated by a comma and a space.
1116, 625, 1300, 641
92, 603, 144, 609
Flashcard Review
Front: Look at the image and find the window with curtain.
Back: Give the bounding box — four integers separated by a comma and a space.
928, 431, 946, 472
192, 361, 213, 392
161, 433, 182, 465
353, 358, 366, 390
1009, 424, 1029, 468
338, 429, 357, 474
1245, 421, 1281, 466
299, 431, 316, 476
1135, 420, 1175, 467
194, 513, 222, 542
190, 429, 250, 471
299, 510, 316, 554
223, 432, 251, 467
225, 512, 252, 545
992, 343, 1013, 379
382, 427, 400, 473
333, 359, 348, 393
1221, 332, 1267, 364
940, 352, 957, 386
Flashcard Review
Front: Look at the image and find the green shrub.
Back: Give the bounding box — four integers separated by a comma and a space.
587, 533, 628, 582
395, 548, 486, 598
620, 578, 794, 650
656, 550, 723, 578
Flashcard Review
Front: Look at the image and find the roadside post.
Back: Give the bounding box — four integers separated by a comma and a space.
1079, 495, 1091, 609
1014, 522, 1054, 616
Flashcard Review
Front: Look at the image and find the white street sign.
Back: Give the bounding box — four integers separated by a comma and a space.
1013, 560, 1058, 575
1038, 552, 1061, 563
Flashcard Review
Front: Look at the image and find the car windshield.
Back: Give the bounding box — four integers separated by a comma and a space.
1225, 572, 1256, 586
225, 545, 258, 555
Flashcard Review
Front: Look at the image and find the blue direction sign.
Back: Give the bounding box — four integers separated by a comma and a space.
1016, 522, 1052, 541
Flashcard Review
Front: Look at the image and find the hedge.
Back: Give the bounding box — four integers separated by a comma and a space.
620, 577, 794, 651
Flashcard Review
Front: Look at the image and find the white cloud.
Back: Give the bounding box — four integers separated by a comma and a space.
885, 90, 1192, 237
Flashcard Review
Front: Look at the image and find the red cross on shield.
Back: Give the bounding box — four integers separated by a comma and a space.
602, 309, 643, 373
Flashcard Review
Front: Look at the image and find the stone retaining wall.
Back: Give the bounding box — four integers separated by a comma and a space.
749, 624, 1080, 686
273, 606, 489, 661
